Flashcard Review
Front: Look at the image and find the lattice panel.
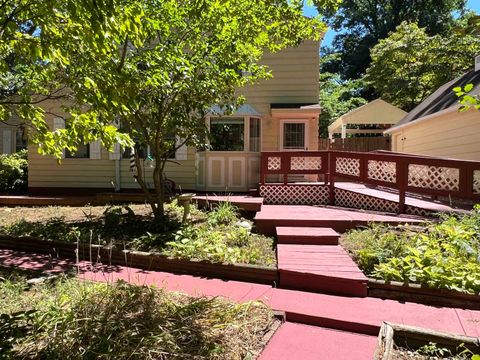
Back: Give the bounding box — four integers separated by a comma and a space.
334, 188, 398, 213
405, 205, 435, 218
368, 160, 397, 183
336, 157, 360, 177
267, 156, 281, 171
408, 165, 459, 191
290, 156, 322, 171
260, 185, 329, 205
474, 170, 480, 195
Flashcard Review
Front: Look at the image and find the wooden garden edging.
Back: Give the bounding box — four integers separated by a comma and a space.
368, 278, 480, 310
374, 322, 480, 360
0, 235, 279, 285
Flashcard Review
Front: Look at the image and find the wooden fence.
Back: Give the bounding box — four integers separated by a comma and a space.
318, 137, 391, 152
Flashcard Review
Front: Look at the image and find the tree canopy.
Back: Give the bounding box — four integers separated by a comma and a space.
321, 0, 467, 80
0, 0, 141, 157
318, 54, 367, 138
366, 22, 480, 111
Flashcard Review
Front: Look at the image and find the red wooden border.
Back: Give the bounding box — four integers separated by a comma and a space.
0, 235, 278, 285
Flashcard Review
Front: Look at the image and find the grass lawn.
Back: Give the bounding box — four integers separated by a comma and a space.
341, 206, 480, 294
0, 201, 276, 267
0, 268, 278, 359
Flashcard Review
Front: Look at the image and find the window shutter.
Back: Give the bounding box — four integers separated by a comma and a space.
109, 143, 121, 160
53, 118, 65, 158
175, 137, 188, 161
2, 129, 12, 154
109, 118, 121, 160
89, 140, 101, 160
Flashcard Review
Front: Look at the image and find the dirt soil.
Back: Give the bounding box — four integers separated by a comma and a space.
0, 204, 153, 226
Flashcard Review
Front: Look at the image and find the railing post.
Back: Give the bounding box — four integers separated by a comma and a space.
283, 152, 289, 185
260, 153, 266, 184
328, 151, 335, 206
397, 160, 407, 214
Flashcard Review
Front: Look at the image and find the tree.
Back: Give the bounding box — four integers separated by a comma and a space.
319, 55, 367, 138
50, 0, 329, 220
0, 1, 138, 156
365, 22, 480, 111
321, 0, 467, 80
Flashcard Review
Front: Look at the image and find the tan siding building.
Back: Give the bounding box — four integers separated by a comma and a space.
28, 40, 321, 193
386, 68, 480, 161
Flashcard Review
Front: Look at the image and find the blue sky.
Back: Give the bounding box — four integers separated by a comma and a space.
304, 0, 480, 47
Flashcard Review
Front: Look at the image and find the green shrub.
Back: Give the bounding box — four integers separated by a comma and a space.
0, 149, 28, 192
342, 207, 480, 294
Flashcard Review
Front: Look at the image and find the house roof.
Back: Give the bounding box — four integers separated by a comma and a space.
328, 99, 407, 136
386, 69, 480, 133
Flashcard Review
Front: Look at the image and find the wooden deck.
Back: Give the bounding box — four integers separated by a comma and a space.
255, 205, 423, 236
277, 244, 368, 297
193, 195, 263, 212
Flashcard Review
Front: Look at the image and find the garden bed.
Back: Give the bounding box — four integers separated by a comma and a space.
0, 201, 276, 270
0, 235, 278, 284
374, 322, 480, 360
0, 268, 282, 359
341, 207, 480, 306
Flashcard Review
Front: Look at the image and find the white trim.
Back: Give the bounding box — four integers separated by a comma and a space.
207, 156, 225, 187
384, 105, 461, 134
279, 119, 309, 151
248, 156, 260, 188
228, 157, 246, 189
53, 117, 65, 158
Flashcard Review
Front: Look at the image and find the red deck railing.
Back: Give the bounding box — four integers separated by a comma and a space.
260, 151, 480, 212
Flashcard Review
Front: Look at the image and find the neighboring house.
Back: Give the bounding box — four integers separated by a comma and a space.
327, 99, 406, 139
0, 119, 27, 155
27, 40, 321, 194
385, 62, 480, 161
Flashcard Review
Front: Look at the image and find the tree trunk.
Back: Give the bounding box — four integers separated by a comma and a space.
132, 151, 161, 219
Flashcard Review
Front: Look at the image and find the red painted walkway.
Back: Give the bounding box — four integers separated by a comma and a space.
258, 322, 377, 360
277, 244, 368, 297
255, 205, 423, 235
2, 249, 480, 358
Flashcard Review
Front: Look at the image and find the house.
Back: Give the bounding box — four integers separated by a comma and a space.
385, 61, 480, 161
27, 40, 321, 194
327, 99, 406, 139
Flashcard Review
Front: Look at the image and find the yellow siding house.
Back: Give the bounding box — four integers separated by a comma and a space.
28, 40, 321, 194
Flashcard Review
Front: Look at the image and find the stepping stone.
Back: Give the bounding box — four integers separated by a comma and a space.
276, 226, 339, 245
277, 244, 368, 297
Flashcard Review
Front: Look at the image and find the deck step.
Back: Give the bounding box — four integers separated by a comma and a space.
277, 244, 368, 297
254, 205, 423, 236
276, 227, 339, 245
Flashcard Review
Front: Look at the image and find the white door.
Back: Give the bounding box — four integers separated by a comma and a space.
2, 129, 12, 154
281, 120, 308, 150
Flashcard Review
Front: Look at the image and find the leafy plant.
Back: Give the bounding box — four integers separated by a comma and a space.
342, 207, 480, 293
207, 201, 239, 226
0, 149, 28, 193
